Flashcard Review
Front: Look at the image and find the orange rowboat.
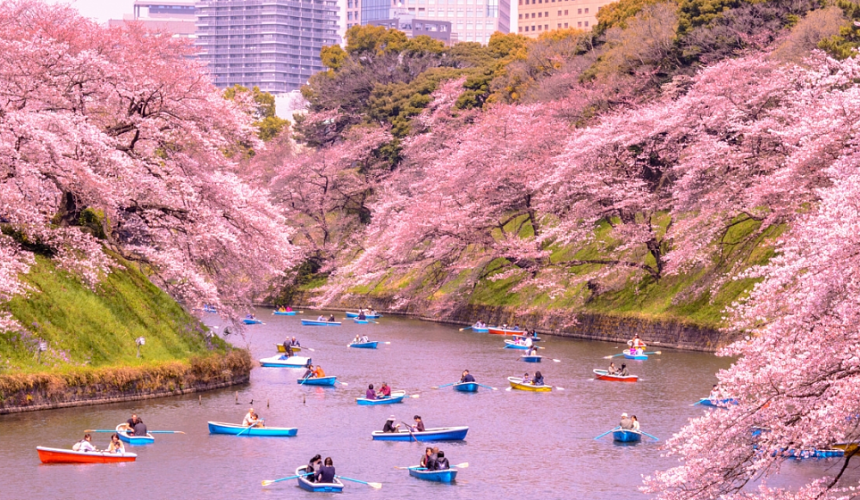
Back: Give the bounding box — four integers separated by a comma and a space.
37, 446, 137, 464
593, 369, 638, 382
488, 327, 523, 335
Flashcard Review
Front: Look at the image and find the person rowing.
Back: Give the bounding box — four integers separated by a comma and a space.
607, 361, 618, 374
357, 310, 366, 320
460, 370, 475, 383
302, 363, 316, 379
328, 314, 336, 322
620, 412, 634, 430
242, 407, 263, 427
420, 447, 434, 469
120, 413, 147, 436
532, 370, 545, 386
412, 415, 425, 432
353, 334, 361, 344
360, 334, 369, 343
526, 346, 538, 356
315, 457, 336, 484
383, 415, 400, 432
619, 364, 629, 376
317, 315, 326, 321
627, 333, 646, 355
366, 384, 377, 399
378, 382, 392, 398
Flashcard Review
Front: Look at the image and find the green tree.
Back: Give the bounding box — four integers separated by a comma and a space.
223, 85, 289, 141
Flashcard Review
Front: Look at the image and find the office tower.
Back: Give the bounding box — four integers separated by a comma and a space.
515, 0, 613, 37
363, 0, 510, 44
195, 0, 340, 93
108, 0, 197, 37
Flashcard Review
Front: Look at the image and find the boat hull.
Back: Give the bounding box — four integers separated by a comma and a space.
356, 391, 406, 405
593, 369, 638, 382
353, 319, 370, 324
37, 446, 136, 464
242, 318, 262, 325
301, 320, 341, 326
349, 341, 378, 349
297, 376, 337, 386
116, 424, 154, 445
488, 327, 522, 335
623, 352, 648, 360
507, 377, 551, 392
453, 382, 478, 392
504, 340, 530, 350
275, 344, 301, 353
207, 421, 297, 436
259, 355, 310, 368
698, 398, 738, 407
371, 426, 469, 441
345, 312, 381, 318
613, 430, 642, 443
408, 467, 458, 483
513, 334, 541, 342
472, 327, 489, 333
296, 466, 344, 492
273, 311, 296, 316
521, 355, 542, 362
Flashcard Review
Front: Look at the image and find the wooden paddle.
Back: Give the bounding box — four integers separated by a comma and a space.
395, 462, 469, 470
261, 471, 311, 486
336, 475, 382, 489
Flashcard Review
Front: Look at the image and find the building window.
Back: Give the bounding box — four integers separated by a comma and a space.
557, 9, 561, 14
538, 24, 542, 30
584, 7, 588, 13
531, 12, 535, 18
557, 23, 561, 27
518, 26, 522, 31
545, 11, 548, 16
564, 22, 567, 27
518, 13, 522, 18
564, 9, 567, 14
584, 20, 588, 26
577, 8, 581, 13
538, 12, 541, 17
577, 21, 581, 26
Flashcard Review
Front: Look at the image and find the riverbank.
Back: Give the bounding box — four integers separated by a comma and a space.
0, 349, 251, 414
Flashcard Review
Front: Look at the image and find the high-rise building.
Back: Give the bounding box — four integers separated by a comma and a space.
515, 0, 611, 37
369, 11, 452, 44
362, 0, 509, 45
195, 0, 340, 93
340, 0, 362, 42
108, 0, 197, 38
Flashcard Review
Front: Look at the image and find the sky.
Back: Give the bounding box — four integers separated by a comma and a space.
49, 0, 130, 23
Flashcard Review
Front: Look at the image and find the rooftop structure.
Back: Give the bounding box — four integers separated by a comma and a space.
107, 0, 197, 37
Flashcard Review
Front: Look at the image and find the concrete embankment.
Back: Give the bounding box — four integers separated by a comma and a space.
0, 350, 251, 414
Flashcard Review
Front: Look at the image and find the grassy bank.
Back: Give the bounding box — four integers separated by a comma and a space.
0, 255, 225, 373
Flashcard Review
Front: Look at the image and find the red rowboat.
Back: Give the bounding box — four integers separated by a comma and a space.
37, 446, 137, 464
488, 327, 523, 335
593, 369, 638, 382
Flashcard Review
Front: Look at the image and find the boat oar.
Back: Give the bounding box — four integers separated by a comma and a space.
335, 379, 348, 386
639, 431, 660, 441
554, 386, 565, 391
602, 353, 626, 359
432, 382, 457, 390
336, 475, 382, 489
400, 422, 417, 442
408, 394, 420, 398
261, 472, 311, 486
237, 421, 262, 437
394, 462, 469, 470
476, 383, 497, 391
299, 373, 312, 385
459, 326, 473, 331
85, 429, 120, 433
594, 427, 621, 440
643, 351, 662, 355
148, 430, 186, 434
691, 399, 706, 406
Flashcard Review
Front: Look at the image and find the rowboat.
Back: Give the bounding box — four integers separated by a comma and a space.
275, 344, 301, 353
488, 327, 522, 335
207, 421, 298, 437
776, 448, 845, 459
297, 376, 337, 386
356, 390, 406, 405
348, 341, 378, 349
471, 325, 489, 333
301, 319, 341, 326
521, 355, 542, 362
36, 446, 137, 464
613, 430, 642, 443
115, 424, 155, 445
453, 382, 478, 392
507, 376, 551, 392
353, 319, 370, 324
593, 369, 638, 382
697, 397, 739, 407
408, 466, 458, 483
371, 426, 469, 441
273, 310, 296, 316
504, 339, 530, 350
346, 312, 382, 318
296, 466, 345, 492
259, 355, 310, 368
623, 351, 648, 360
202, 306, 217, 313
513, 334, 541, 342
833, 442, 860, 454
242, 318, 262, 325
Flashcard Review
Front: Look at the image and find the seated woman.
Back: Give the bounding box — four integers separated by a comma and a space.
313, 365, 326, 378
412, 415, 425, 432
366, 384, 376, 399
328, 314, 336, 322
383, 416, 399, 433
73, 433, 97, 452
607, 362, 618, 374
420, 447, 433, 469
285, 306, 292, 312
619, 364, 629, 376
532, 371, 545, 386
316, 457, 336, 484
360, 335, 369, 343
306, 454, 322, 483
106, 433, 125, 454
317, 315, 326, 321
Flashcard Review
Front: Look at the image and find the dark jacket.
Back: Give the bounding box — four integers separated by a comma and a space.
133, 422, 148, 436
533, 374, 545, 386
414, 421, 425, 432
461, 374, 475, 383
316, 465, 336, 484
434, 456, 450, 470
383, 420, 398, 433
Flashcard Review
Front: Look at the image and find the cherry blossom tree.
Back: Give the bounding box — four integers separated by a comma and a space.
0, 0, 300, 328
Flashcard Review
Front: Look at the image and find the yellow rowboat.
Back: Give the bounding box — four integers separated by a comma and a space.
507, 376, 552, 392
833, 442, 859, 454
275, 344, 301, 353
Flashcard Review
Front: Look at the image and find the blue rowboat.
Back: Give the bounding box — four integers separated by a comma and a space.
472, 325, 489, 333
521, 355, 542, 363
207, 421, 298, 437
356, 390, 406, 405
371, 426, 469, 441
296, 466, 344, 492
273, 310, 296, 316
697, 397, 738, 407
613, 430, 642, 443
297, 376, 337, 386
346, 312, 382, 318
408, 467, 458, 483
301, 319, 342, 326
115, 424, 154, 445
242, 318, 262, 325
453, 382, 478, 392
349, 341, 378, 349
353, 319, 370, 324
513, 334, 541, 342
504, 339, 530, 350
623, 351, 648, 360
259, 355, 310, 368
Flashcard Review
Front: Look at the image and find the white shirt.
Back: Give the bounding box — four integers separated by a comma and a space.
78, 440, 96, 452
242, 412, 256, 426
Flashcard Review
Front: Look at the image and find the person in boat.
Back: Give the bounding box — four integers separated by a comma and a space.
313, 364, 326, 378
608, 362, 618, 375
420, 447, 434, 469
122, 413, 148, 436
317, 315, 326, 321
513, 324, 521, 331
366, 384, 377, 399
383, 415, 400, 433
286, 306, 292, 312
619, 364, 629, 376
632, 415, 640, 431
106, 433, 125, 454
306, 454, 322, 483
378, 382, 392, 398
412, 415, 426, 432
281, 345, 292, 358
709, 384, 720, 401
290, 336, 300, 347
524, 336, 534, 348
242, 407, 262, 427
360, 334, 369, 343
460, 370, 475, 383
526, 346, 538, 357
353, 334, 361, 344
533, 371, 545, 386
620, 412, 634, 430
316, 457, 336, 484
522, 372, 532, 384
357, 310, 367, 320
302, 362, 315, 379
628, 333, 647, 354
73, 433, 97, 452
434, 450, 450, 470
328, 314, 336, 322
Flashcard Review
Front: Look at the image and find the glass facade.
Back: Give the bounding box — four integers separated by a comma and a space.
195, 0, 339, 93
361, 0, 393, 23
